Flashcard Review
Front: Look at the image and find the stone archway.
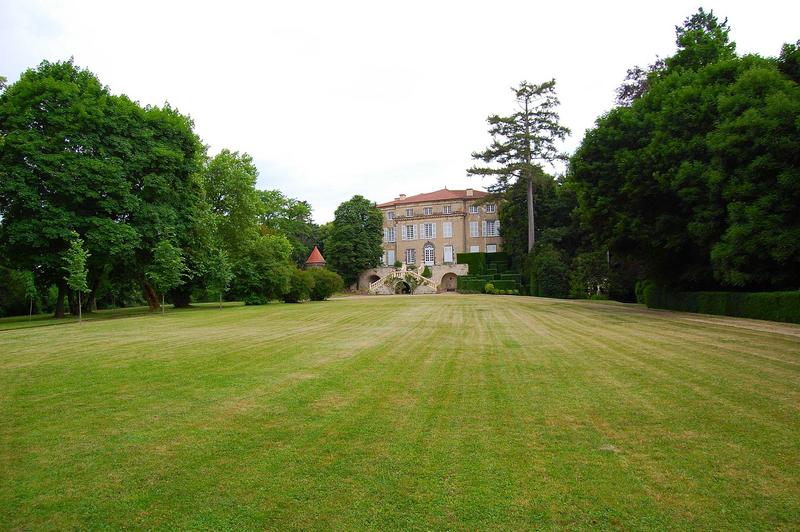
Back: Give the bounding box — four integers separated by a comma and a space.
441, 272, 458, 292
368, 275, 380, 284
394, 280, 411, 294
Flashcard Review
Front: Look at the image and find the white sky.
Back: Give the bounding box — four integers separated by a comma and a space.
1, 1, 798, 222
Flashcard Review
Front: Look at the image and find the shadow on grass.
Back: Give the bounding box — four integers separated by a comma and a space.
0, 302, 245, 332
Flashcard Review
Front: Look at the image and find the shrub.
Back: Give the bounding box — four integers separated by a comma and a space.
484, 282, 496, 294
393, 260, 402, 269
283, 268, 315, 303
244, 294, 268, 305
530, 244, 569, 298
644, 286, 800, 324
569, 251, 609, 299
421, 265, 432, 278
308, 268, 345, 301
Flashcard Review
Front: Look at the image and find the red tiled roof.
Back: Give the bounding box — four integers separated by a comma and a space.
376, 188, 488, 208
305, 246, 326, 264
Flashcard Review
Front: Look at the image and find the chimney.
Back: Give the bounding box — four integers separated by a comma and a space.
397, 194, 406, 200
466, 188, 474, 197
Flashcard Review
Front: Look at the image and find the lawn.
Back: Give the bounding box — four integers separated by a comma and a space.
1, 295, 799, 529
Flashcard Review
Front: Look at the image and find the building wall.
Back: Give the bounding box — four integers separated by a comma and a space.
379, 194, 502, 267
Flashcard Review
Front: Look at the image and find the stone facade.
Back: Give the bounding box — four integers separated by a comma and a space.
376, 188, 502, 269
358, 264, 469, 294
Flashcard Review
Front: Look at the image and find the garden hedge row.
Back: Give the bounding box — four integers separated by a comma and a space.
643, 284, 800, 324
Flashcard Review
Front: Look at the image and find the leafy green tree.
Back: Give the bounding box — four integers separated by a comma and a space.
63, 233, 90, 322
570, 9, 800, 292
259, 189, 316, 265
230, 234, 293, 304
23, 271, 37, 320
202, 150, 263, 255
206, 248, 234, 309
282, 268, 315, 303
146, 240, 186, 314
325, 195, 382, 286
308, 268, 344, 301
469, 80, 570, 252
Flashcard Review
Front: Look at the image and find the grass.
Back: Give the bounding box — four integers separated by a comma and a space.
1, 294, 798, 529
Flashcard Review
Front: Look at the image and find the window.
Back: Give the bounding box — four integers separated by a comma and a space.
422, 222, 436, 239
402, 224, 417, 240
405, 208, 414, 217
387, 211, 394, 220
485, 204, 496, 213
444, 245, 454, 263
405, 248, 416, 264
423, 243, 434, 265
468, 204, 479, 214
442, 222, 453, 238
387, 250, 395, 265
484, 220, 499, 237
470, 245, 479, 252
383, 227, 396, 242
470, 221, 479, 237
443, 205, 452, 215
487, 244, 497, 253
423, 207, 433, 215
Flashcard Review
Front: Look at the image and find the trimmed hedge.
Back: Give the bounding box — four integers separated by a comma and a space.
644, 285, 800, 324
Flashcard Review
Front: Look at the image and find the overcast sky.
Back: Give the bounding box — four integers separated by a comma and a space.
1, 1, 798, 222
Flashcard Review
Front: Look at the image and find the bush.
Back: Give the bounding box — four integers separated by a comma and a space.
244, 294, 268, 305
421, 265, 432, 278
393, 260, 402, 269
308, 268, 345, 301
570, 251, 609, 299
283, 268, 315, 303
530, 244, 569, 298
484, 282, 496, 294
644, 286, 800, 324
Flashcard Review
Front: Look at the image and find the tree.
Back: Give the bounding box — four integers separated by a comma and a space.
206, 248, 233, 309
282, 268, 315, 303
23, 271, 37, 320
63, 233, 90, 322
570, 9, 800, 292
230, 234, 294, 305
258, 189, 316, 265
202, 149, 263, 256
325, 195, 383, 286
308, 268, 344, 301
146, 240, 186, 314
469, 80, 570, 252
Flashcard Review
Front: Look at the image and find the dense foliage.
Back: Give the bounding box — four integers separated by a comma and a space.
0, 59, 335, 317
569, 9, 800, 292
324, 195, 383, 286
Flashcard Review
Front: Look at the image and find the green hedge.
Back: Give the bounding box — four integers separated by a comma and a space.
456, 253, 486, 275
644, 285, 800, 324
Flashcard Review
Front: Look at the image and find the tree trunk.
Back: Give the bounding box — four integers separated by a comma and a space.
171, 286, 192, 308
527, 175, 535, 253
219, 293, 223, 310
78, 291, 82, 323
29, 297, 33, 321
143, 280, 160, 311
54, 283, 66, 318
162, 293, 165, 315
67, 290, 78, 316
